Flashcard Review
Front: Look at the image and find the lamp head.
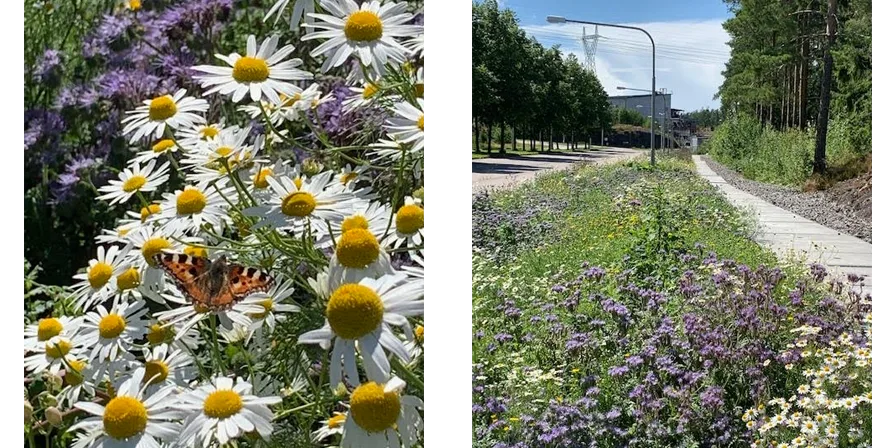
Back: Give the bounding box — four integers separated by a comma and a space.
546, 15, 567, 24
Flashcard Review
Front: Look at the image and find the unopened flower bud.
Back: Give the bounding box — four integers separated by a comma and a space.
45, 407, 63, 427
412, 187, 424, 202
301, 159, 322, 176
333, 382, 348, 398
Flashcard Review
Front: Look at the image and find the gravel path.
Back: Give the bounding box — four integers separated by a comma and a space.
702, 156, 871, 243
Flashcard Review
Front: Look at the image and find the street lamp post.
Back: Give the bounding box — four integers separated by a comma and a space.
548, 15, 656, 166
617, 86, 667, 153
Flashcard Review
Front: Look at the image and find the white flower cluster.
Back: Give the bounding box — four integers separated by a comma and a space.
24, 1, 424, 447
744, 312, 871, 448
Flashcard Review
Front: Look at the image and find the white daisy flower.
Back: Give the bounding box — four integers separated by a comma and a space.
326, 220, 395, 289
175, 121, 227, 152
244, 172, 356, 236
342, 377, 423, 448
153, 286, 263, 341
57, 357, 96, 408
157, 184, 237, 234
25, 316, 83, 351
298, 274, 423, 386
68, 370, 182, 448
192, 35, 312, 103
312, 412, 346, 444
124, 225, 199, 291
403, 324, 423, 361
315, 200, 391, 249
385, 100, 424, 152
182, 125, 252, 169
244, 279, 301, 334
264, 0, 315, 30
344, 79, 390, 111
329, 164, 372, 192
24, 334, 88, 375
97, 159, 170, 205
245, 159, 292, 198
132, 138, 180, 164
121, 89, 209, 143
139, 343, 198, 391
302, 0, 419, 75
145, 318, 202, 352
407, 32, 423, 58
81, 299, 149, 366
179, 376, 282, 446
383, 196, 423, 251
71, 244, 133, 311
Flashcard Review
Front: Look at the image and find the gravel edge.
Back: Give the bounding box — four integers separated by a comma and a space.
701, 156, 871, 243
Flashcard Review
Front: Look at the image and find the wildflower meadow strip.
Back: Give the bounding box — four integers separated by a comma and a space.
471, 158, 871, 447
24, 1, 424, 447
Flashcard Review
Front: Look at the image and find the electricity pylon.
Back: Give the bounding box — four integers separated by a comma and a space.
582, 25, 600, 75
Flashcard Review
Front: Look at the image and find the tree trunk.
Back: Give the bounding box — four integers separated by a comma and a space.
512, 126, 517, 152
487, 124, 492, 154
549, 127, 553, 150
474, 118, 481, 153
799, 15, 809, 130
814, 0, 837, 175
540, 130, 544, 151
499, 124, 506, 154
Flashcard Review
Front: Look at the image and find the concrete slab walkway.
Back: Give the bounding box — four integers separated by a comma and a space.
693, 155, 872, 293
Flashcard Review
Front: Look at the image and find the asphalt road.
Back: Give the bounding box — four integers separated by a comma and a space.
471, 147, 643, 191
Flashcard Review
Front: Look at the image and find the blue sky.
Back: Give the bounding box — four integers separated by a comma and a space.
495, 0, 734, 111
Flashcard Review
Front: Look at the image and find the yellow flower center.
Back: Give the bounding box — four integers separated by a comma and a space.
199, 126, 218, 139
414, 83, 424, 98
64, 359, 87, 386
248, 298, 274, 319
232, 56, 270, 83
328, 413, 346, 429
349, 382, 401, 433
45, 340, 72, 359
122, 175, 147, 193
142, 238, 171, 265
281, 191, 317, 217
362, 84, 378, 99
140, 204, 161, 222
395, 204, 424, 234
88, 262, 114, 289
344, 10, 383, 42
340, 172, 359, 185
336, 229, 380, 269
184, 246, 207, 258
148, 95, 177, 121
415, 325, 424, 341
176, 189, 207, 215
281, 93, 302, 107
103, 396, 148, 440
203, 390, 243, 419
146, 323, 174, 345
416, 115, 424, 131
128, 0, 142, 10
142, 360, 169, 385
215, 146, 233, 157
99, 313, 127, 339
326, 284, 383, 339
341, 215, 369, 232
116, 268, 141, 290
253, 167, 273, 189
37, 318, 64, 342
152, 139, 175, 153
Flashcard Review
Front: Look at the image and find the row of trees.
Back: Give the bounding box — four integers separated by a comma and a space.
472, 0, 612, 153
716, 0, 871, 173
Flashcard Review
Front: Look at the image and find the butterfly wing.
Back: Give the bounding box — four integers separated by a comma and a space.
154, 253, 210, 303
201, 264, 273, 310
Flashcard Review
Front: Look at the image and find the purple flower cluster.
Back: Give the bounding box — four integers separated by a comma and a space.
474, 246, 872, 447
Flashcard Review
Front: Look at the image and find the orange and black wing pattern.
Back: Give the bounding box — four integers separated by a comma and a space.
153, 253, 211, 304
227, 265, 274, 298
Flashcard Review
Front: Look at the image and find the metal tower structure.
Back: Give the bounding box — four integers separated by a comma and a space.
582, 25, 600, 75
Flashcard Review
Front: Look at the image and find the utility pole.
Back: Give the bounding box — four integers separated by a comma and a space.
813, 0, 837, 175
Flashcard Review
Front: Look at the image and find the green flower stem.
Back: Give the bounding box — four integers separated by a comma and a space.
391, 357, 424, 393
273, 402, 317, 421
207, 314, 225, 374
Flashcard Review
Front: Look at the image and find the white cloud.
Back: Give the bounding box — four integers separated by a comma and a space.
521, 19, 730, 111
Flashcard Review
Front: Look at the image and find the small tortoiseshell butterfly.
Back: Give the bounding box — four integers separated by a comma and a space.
154, 253, 274, 311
